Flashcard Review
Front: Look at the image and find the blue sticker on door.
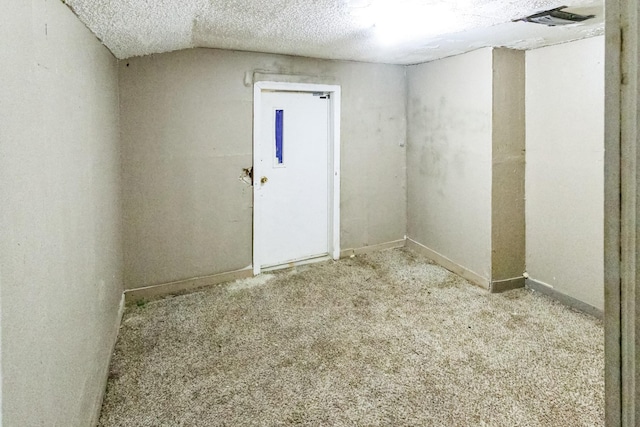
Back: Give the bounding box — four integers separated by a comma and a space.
275, 109, 284, 164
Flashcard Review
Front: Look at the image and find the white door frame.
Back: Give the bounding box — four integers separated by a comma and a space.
252, 81, 341, 275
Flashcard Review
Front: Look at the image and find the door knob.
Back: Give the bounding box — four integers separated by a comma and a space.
260, 176, 268, 184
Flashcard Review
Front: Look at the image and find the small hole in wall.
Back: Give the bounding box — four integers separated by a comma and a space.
126, 63, 130, 67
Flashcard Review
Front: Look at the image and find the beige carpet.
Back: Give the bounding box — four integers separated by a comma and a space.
99, 249, 604, 426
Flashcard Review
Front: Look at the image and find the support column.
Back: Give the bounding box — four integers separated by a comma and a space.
490, 48, 526, 292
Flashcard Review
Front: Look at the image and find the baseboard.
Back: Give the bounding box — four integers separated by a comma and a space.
90, 292, 126, 426
491, 276, 525, 293
125, 241, 407, 302
525, 278, 603, 319
124, 267, 253, 303
340, 239, 406, 258
405, 238, 491, 290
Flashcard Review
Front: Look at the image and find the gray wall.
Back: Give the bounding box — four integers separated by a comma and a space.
0, 1, 123, 425
120, 49, 407, 290
525, 36, 605, 311
407, 49, 494, 282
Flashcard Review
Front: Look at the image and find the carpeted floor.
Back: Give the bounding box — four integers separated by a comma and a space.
99, 248, 604, 426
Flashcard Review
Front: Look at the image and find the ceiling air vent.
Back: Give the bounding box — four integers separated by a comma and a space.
515, 6, 595, 26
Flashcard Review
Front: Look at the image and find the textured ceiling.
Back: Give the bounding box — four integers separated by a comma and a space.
64, 0, 603, 64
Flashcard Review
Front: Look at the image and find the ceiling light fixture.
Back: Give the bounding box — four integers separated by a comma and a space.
350, 0, 468, 46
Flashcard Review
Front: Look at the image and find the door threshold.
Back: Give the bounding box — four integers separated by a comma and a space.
261, 254, 331, 272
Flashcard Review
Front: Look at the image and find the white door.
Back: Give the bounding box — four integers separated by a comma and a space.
255, 89, 330, 270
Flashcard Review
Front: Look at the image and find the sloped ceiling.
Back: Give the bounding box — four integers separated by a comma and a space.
64, 0, 603, 64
